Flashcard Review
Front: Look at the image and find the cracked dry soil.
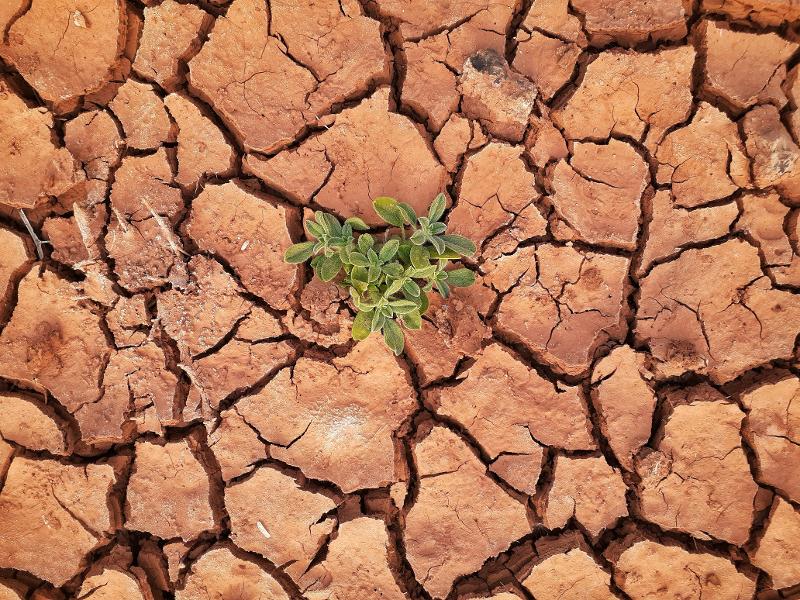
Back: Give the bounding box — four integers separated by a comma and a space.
1, 0, 800, 599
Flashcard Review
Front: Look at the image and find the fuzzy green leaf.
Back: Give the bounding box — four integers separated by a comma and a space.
284, 242, 316, 264
379, 239, 400, 262
352, 311, 372, 341
351, 265, 369, 283
345, 217, 370, 231
371, 310, 386, 333
348, 251, 370, 267
409, 245, 430, 270
358, 233, 374, 254
318, 255, 342, 281
429, 249, 461, 260
428, 193, 446, 222
319, 212, 342, 236
382, 262, 404, 277
430, 236, 446, 255
439, 234, 476, 257
389, 299, 418, 314
402, 309, 422, 330
409, 229, 427, 245
398, 202, 418, 225
382, 319, 405, 355
373, 197, 406, 227
445, 268, 475, 287
306, 220, 326, 239
429, 222, 446, 235
402, 279, 421, 297
435, 279, 450, 298
385, 278, 405, 296
417, 290, 430, 313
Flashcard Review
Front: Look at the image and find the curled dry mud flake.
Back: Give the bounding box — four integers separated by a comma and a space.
125, 438, 215, 541
236, 335, 416, 492
427, 343, 595, 457
490, 244, 630, 378
571, 0, 689, 47
741, 376, 800, 502
176, 545, 289, 600
226, 466, 337, 583
654, 102, 751, 208
0, 77, 85, 209
521, 547, 615, 600
696, 19, 798, 113
614, 540, 756, 599
0, 393, 68, 455
0, 457, 118, 586
549, 138, 649, 250
132, 0, 212, 93
541, 455, 628, 538
0, 0, 126, 112
553, 46, 694, 152
188, 0, 388, 154
448, 142, 539, 254
405, 426, 530, 599
591, 345, 656, 471
0, 269, 110, 418
300, 517, 407, 600
635, 385, 758, 545
748, 496, 800, 589
245, 88, 449, 226
636, 239, 800, 382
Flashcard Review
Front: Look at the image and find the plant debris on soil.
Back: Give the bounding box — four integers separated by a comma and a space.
0, 0, 800, 599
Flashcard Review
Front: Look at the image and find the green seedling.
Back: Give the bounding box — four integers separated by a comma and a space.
284, 194, 477, 355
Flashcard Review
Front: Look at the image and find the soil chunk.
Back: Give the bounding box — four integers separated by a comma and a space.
553, 46, 694, 152
164, 93, 236, 192
0, 394, 67, 454
749, 497, 800, 589
157, 256, 251, 357
0, 457, 117, 586
550, 139, 648, 250
636, 239, 800, 382
636, 388, 757, 545
638, 191, 738, 276
0, 78, 85, 209
542, 455, 628, 537
697, 19, 797, 112
176, 545, 289, 600
702, 0, 800, 24
0, 0, 126, 112
492, 244, 629, 377
459, 50, 537, 142
405, 426, 530, 599
109, 80, 174, 151
78, 568, 153, 600
591, 346, 656, 471
125, 439, 215, 541
0, 228, 31, 312
244, 89, 448, 226
655, 102, 751, 208
63, 109, 123, 182
741, 377, 800, 502
522, 548, 615, 600
449, 143, 539, 253
208, 409, 267, 482
0, 270, 110, 416
236, 336, 416, 492
741, 104, 800, 201
187, 182, 299, 311
133, 0, 212, 92
427, 343, 595, 454
188, 0, 387, 153
614, 540, 756, 599
227, 466, 336, 583
404, 289, 491, 386
300, 517, 407, 600
571, 0, 688, 47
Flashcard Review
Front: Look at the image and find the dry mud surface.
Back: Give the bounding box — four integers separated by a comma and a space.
1, 0, 800, 599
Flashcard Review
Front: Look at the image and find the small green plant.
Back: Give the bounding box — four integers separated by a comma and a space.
284, 194, 476, 355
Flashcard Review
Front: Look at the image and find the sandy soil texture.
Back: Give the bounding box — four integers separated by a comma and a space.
1, 0, 800, 598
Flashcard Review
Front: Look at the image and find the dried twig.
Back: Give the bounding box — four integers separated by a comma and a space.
18, 209, 49, 260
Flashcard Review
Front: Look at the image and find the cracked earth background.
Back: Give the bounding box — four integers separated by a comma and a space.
1, 0, 800, 598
